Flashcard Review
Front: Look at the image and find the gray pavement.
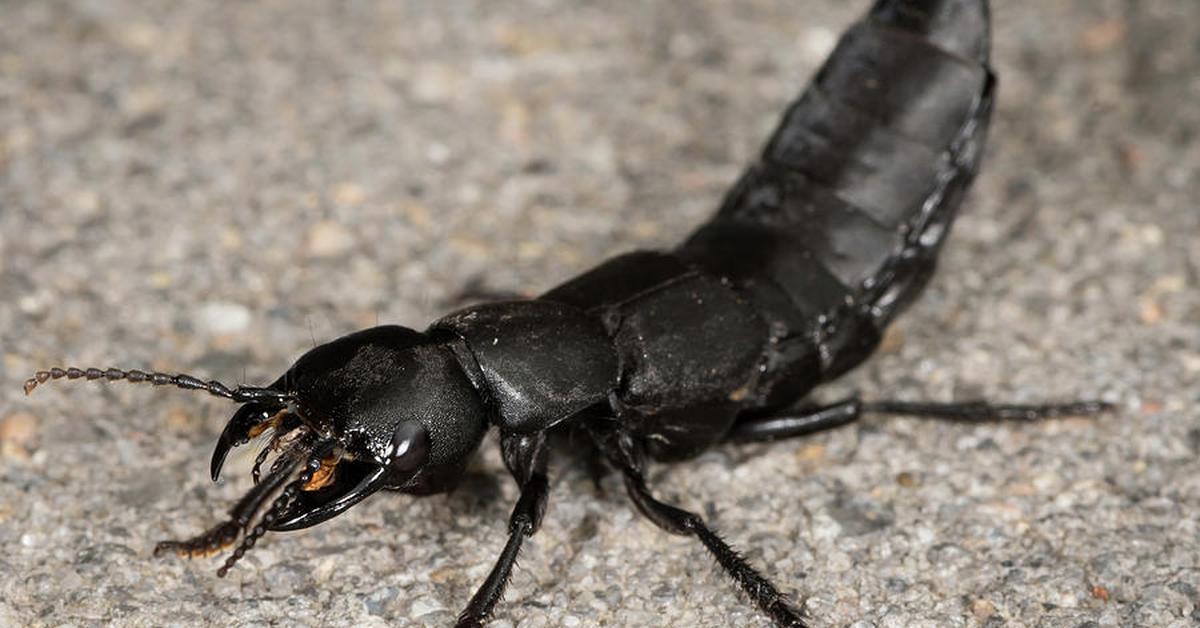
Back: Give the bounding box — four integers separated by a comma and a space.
1, 1, 1198, 626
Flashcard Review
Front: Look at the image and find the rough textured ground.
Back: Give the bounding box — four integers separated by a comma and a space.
1, 1, 1198, 626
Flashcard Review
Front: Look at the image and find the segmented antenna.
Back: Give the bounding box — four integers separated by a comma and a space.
216, 447, 326, 577
23, 366, 291, 404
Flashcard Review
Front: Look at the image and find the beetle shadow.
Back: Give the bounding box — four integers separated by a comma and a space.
441, 468, 506, 517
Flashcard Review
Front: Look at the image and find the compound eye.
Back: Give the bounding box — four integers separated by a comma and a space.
389, 421, 430, 473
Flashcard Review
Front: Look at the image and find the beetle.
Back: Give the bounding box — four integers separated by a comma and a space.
23, 0, 1110, 626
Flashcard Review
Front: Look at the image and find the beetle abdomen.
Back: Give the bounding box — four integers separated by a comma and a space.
541, 0, 995, 442
610, 272, 768, 459
680, 0, 994, 385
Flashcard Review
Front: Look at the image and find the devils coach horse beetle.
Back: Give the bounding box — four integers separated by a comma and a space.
24, 0, 1110, 625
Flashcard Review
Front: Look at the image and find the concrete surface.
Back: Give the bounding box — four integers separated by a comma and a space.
2, 1, 1198, 626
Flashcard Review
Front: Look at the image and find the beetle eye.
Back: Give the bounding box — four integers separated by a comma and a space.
389, 422, 430, 472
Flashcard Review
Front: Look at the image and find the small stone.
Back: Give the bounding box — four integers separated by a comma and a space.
17, 294, 44, 316
827, 494, 895, 536
118, 23, 162, 51
1138, 297, 1163, 325
0, 412, 39, 458
410, 63, 463, 104
196, 301, 252, 335
879, 326, 905, 353
305, 220, 356, 258
409, 597, 445, 617
428, 567, 456, 584
401, 201, 433, 227
165, 407, 198, 430
426, 142, 450, 165
1079, 18, 1126, 54
803, 26, 838, 62
70, 190, 101, 214
220, 228, 244, 250
970, 598, 997, 618
795, 443, 826, 463
331, 182, 366, 206
149, 271, 173, 288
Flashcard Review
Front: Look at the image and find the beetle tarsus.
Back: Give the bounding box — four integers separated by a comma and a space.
861, 399, 1114, 421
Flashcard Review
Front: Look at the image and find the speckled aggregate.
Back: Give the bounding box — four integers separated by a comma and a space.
2, 2, 1198, 627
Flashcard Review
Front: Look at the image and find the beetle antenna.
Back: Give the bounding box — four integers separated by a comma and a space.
23, 366, 291, 404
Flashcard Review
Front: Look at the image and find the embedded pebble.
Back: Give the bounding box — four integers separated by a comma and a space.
305, 220, 357, 258
195, 301, 252, 335
0, 412, 40, 459
408, 597, 444, 617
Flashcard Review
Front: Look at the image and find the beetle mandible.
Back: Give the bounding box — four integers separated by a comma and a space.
24, 0, 1110, 626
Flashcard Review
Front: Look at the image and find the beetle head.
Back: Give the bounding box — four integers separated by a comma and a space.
26, 324, 490, 574
226, 325, 490, 530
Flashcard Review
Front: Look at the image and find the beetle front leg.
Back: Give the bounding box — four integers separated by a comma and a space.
456, 431, 550, 628
154, 452, 306, 559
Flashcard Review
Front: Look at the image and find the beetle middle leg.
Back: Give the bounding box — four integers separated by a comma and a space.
456, 431, 550, 628
587, 420, 807, 628
727, 397, 1112, 442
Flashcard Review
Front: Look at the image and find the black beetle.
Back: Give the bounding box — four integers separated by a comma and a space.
24, 1, 1110, 626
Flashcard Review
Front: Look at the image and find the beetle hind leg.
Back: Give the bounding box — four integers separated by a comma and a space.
620, 465, 807, 628
587, 421, 807, 628
727, 396, 1113, 442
